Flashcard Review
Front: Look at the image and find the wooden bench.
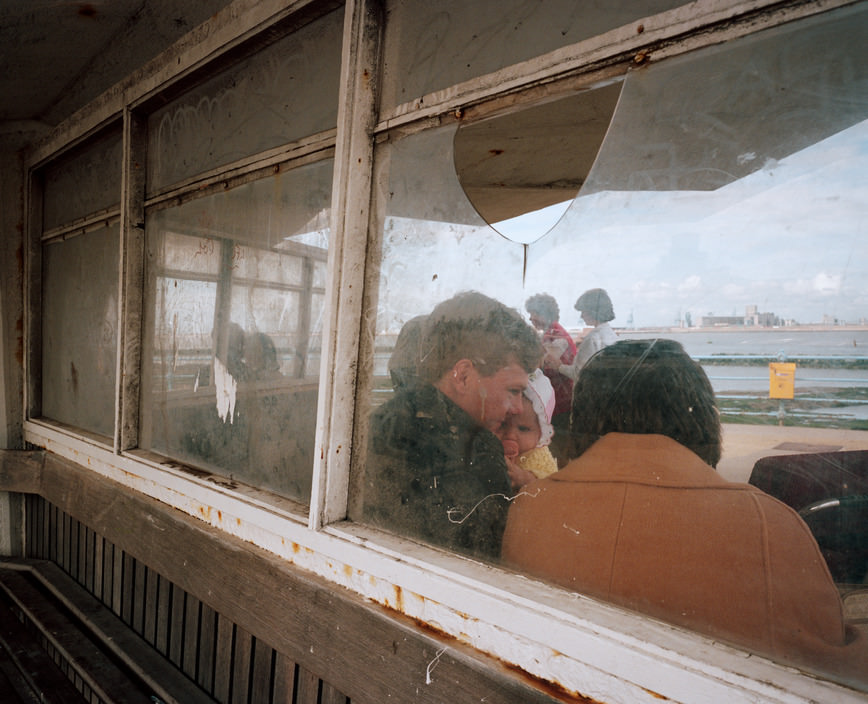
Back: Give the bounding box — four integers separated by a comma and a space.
0, 558, 212, 703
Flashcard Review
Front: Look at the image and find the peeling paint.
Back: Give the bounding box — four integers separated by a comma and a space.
641, 686, 669, 700
213, 356, 237, 422
25, 417, 858, 704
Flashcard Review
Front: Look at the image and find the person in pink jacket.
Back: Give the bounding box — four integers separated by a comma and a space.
503, 339, 866, 686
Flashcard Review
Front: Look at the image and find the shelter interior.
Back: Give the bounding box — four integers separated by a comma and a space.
0, 1, 866, 703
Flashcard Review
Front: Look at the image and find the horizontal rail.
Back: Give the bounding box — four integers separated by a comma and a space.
706, 375, 868, 385
694, 355, 868, 361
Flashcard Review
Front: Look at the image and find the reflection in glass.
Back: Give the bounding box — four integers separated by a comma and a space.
527, 5, 868, 333
141, 159, 333, 501
41, 223, 119, 438
359, 4, 868, 687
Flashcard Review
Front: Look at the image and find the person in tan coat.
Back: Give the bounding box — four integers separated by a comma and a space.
502, 339, 866, 686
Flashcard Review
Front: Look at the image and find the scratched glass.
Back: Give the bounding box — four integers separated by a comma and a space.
140, 158, 333, 502
355, 5, 868, 687
380, 0, 685, 112
41, 222, 120, 439
146, 5, 343, 193
41, 124, 122, 230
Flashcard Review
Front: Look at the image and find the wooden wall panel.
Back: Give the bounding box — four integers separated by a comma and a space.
197, 603, 218, 693
212, 614, 234, 702
295, 666, 321, 704
143, 566, 159, 646
231, 626, 253, 704
155, 574, 172, 656
250, 640, 274, 704
183, 593, 201, 678
272, 652, 296, 703
1, 450, 560, 704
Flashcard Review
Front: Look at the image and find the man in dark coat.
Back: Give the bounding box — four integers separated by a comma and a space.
363, 291, 542, 560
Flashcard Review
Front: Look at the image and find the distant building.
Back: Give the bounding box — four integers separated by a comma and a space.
701, 305, 780, 328
746, 304, 780, 327
700, 315, 744, 327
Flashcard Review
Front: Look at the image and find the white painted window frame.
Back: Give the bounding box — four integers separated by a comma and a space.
23, 0, 867, 701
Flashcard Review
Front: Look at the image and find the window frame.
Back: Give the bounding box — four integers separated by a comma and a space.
22, 0, 868, 701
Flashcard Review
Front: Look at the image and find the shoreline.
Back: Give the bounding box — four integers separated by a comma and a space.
613, 324, 868, 334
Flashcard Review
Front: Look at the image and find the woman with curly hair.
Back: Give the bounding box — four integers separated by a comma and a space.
525, 293, 576, 466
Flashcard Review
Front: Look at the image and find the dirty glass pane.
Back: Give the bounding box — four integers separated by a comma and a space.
147, 6, 343, 192
356, 5, 868, 688
41, 125, 122, 230
380, 0, 684, 111
41, 222, 119, 439
140, 158, 333, 502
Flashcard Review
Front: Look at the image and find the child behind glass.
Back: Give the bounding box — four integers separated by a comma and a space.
496, 369, 559, 489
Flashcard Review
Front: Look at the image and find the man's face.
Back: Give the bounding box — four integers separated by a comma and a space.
464, 362, 528, 433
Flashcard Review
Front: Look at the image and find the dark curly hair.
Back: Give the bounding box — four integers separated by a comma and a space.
574, 288, 614, 323
417, 291, 542, 384
570, 338, 721, 467
525, 293, 560, 327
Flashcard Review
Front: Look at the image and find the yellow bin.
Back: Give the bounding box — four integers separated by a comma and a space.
769, 362, 796, 399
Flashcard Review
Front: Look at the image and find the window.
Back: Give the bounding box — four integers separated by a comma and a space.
146, 7, 344, 193
24, 0, 868, 700
380, 0, 687, 111
141, 159, 333, 501
353, 1, 868, 688
36, 126, 123, 440
41, 220, 120, 439
135, 5, 342, 502
41, 126, 122, 230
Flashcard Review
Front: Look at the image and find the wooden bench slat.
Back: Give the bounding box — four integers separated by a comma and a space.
0, 592, 86, 703
0, 568, 146, 704
0, 560, 216, 704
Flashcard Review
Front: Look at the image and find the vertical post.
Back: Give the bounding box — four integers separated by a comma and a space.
309, 0, 384, 530
0, 141, 29, 450
117, 109, 148, 452
769, 353, 796, 427
3, 133, 43, 557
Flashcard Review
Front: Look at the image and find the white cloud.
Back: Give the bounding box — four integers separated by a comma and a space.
813, 272, 842, 295
678, 275, 702, 293
783, 278, 814, 296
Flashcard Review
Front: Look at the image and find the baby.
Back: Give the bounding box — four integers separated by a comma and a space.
497, 369, 559, 489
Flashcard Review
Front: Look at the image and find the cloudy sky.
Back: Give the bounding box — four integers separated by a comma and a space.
378, 117, 868, 332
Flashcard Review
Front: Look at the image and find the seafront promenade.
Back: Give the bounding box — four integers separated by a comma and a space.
718, 423, 866, 483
